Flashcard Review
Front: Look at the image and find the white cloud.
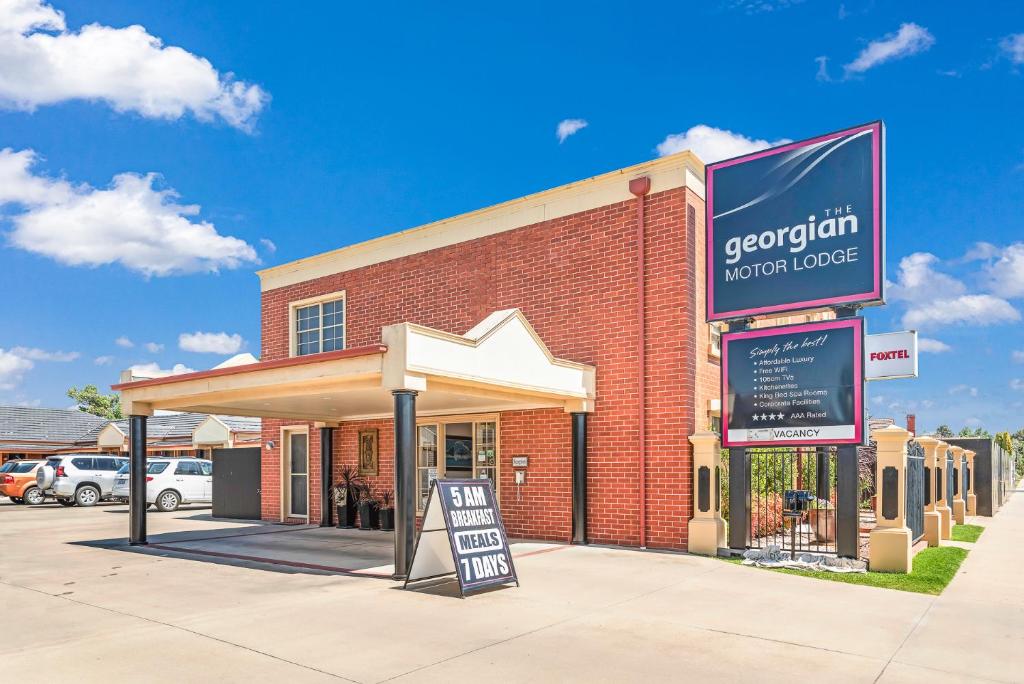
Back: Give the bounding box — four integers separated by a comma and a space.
144, 342, 164, 353
9, 346, 78, 361
0, 348, 34, 389
0, 0, 268, 131
949, 384, 979, 397
1001, 34, 1024, 65
656, 124, 790, 163
129, 362, 194, 378
1011, 378, 1024, 391
961, 241, 1000, 262
903, 294, 1020, 329
844, 23, 935, 77
0, 148, 259, 276
886, 252, 965, 304
815, 56, 831, 82
1014, 350, 1024, 364
983, 243, 1024, 298
918, 338, 951, 353
556, 118, 588, 143
259, 238, 277, 253
94, 355, 114, 365
178, 331, 244, 354
114, 336, 134, 348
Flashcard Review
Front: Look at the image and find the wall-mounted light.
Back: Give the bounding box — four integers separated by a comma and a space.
265, 440, 276, 450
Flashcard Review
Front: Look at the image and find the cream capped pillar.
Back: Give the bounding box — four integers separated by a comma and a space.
965, 450, 978, 516
870, 425, 913, 572
917, 436, 942, 547
935, 442, 953, 540
688, 432, 727, 556
951, 445, 967, 525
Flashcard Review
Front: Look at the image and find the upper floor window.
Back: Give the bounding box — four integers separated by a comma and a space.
709, 323, 722, 358
292, 293, 346, 356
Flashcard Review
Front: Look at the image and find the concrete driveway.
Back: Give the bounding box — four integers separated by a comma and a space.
1, 489, 1021, 683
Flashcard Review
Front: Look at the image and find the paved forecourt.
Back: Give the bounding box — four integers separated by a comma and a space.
1, 489, 1021, 683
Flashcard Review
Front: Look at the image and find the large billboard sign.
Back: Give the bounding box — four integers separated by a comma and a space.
706, 122, 884, 322
722, 318, 864, 447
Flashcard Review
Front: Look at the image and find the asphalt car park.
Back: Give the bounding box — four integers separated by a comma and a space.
2, 491, 1024, 683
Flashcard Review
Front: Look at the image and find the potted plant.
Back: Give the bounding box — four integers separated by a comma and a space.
377, 489, 394, 531
358, 485, 378, 530
806, 496, 836, 542
332, 466, 363, 529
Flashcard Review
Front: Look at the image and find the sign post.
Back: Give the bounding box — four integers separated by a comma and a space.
404, 479, 518, 596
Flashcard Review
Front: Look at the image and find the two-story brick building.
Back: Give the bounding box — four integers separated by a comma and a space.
114, 149, 728, 573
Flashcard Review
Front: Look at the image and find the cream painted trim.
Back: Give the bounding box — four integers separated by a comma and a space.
258, 151, 705, 291
280, 425, 311, 520
288, 289, 347, 358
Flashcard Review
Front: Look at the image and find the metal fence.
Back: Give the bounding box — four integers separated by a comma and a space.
946, 449, 955, 504
906, 441, 925, 542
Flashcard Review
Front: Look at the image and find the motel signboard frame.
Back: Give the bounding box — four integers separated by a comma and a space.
705, 121, 885, 322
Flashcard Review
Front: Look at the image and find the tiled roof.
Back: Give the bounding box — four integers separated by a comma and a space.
0, 406, 108, 444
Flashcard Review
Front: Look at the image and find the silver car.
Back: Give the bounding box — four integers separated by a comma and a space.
36, 454, 129, 507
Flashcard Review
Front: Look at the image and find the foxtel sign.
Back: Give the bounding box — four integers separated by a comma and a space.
706, 122, 885, 322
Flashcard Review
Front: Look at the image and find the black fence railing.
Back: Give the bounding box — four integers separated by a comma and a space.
946, 449, 955, 504
906, 442, 925, 542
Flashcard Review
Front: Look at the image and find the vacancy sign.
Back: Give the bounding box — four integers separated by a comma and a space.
706, 122, 885, 321
404, 479, 518, 596
865, 330, 918, 381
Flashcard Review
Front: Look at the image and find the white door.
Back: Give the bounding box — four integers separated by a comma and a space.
286, 432, 308, 518
173, 461, 205, 502
199, 460, 213, 501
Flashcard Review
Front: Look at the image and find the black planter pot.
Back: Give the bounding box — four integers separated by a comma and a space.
358, 501, 376, 530
345, 498, 358, 528
378, 508, 394, 531
335, 504, 352, 529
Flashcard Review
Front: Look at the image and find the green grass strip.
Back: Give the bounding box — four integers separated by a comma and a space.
722, 546, 969, 595
951, 524, 984, 543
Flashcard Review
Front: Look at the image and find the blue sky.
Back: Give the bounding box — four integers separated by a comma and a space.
0, 0, 1023, 433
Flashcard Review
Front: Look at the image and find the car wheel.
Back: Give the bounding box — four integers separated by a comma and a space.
23, 487, 44, 505
156, 490, 180, 513
75, 485, 100, 507
57, 498, 75, 507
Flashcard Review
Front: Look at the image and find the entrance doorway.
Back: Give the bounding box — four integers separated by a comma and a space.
283, 428, 309, 519
416, 416, 499, 513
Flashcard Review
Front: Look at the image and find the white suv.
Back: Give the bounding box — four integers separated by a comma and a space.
112, 458, 213, 512
36, 455, 129, 506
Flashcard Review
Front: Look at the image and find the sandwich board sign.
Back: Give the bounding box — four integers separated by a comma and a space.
706, 121, 885, 321
865, 330, 918, 381
404, 479, 518, 596
722, 317, 864, 447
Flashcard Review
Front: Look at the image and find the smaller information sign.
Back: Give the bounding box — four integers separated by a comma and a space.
404, 479, 518, 596
722, 318, 864, 447
865, 330, 917, 381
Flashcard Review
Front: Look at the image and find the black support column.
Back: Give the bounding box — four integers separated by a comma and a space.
393, 390, 417, 578
571, 412, 588, 544
128, 414, 148, 545
319, 427, 334, 527
836, 444, 859, 558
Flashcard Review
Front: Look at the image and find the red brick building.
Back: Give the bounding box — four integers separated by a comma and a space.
115, 150, 725, 564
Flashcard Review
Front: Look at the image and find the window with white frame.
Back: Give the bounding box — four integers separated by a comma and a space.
294, 296, 345, 356
709, 323, 722, 358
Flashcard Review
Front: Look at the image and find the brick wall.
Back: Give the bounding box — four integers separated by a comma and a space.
259, 184, 704, 549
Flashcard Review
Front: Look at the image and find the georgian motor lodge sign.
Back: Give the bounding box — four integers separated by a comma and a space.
865, 330, 918, 381
706, 122, 885, 321
405, 479, 518, 596
722, 318, 864, 447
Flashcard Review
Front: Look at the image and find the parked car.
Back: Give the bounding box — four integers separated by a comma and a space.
1, 460, 46, 505
36, 454, 129, 507
112, 457, 213, 512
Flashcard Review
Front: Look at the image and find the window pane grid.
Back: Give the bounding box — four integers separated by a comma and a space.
294, 298, 344, 356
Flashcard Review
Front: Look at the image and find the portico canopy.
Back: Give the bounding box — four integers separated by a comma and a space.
112, 309, 596, 421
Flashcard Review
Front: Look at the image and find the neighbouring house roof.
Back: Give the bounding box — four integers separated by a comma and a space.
0, 406, 108, 448
0, 405, 259, 454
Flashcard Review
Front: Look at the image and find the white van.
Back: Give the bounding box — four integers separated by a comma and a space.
111, 458, 213, 512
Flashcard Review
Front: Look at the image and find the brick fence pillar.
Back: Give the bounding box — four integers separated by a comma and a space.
870, 425, 913, 573
951, 445, 966, 525
917, 436, 942, 547
965, 449, 977, 517
687, 432, 726, 556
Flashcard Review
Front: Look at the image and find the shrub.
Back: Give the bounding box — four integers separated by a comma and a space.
750, 493, 784, 538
